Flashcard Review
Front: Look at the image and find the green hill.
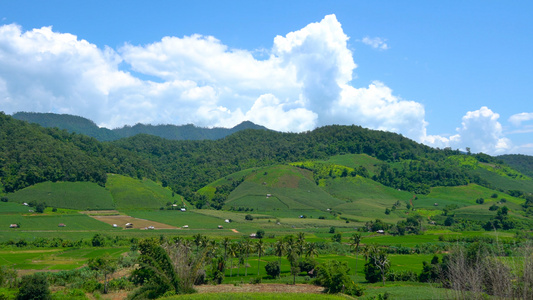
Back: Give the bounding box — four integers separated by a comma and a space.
8, 181, 115, 210
106, 174, 184, 210
225, 165, 345, 213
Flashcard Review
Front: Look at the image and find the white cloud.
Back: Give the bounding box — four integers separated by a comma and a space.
509, 112, 533, 126
422, 107, 512, 155
361, 36, 389, 50
0, 18, 524, 155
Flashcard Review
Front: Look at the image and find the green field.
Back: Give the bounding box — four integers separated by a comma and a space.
0, 247, 128, 270
0, 213, 112, 232
7, 181, 115, 210
106, 174, 184, 210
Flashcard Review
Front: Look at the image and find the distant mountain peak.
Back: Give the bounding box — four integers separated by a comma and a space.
12, 112, 271, 141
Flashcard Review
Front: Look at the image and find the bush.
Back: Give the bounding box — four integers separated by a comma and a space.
256, 229, 265, 239
315, 260, 364, 296
476, 198, 485, 204
298, 257, 318, 274
329, 226, 335, 234
16, 273, 51, 300
0, 196, 7, 202
265, 261, 281, 278
245, 214, 253, 221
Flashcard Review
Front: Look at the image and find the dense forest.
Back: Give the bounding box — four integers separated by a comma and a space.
0, 113, 155, 192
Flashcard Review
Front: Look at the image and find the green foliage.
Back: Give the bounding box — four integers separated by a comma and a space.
0, 266, 16, 288
16, 273, 51, 300
331, 233, 342, 243
264, 261, 281, 278
256, 229, 265, 239
245, 214, 253, 221
364, 246, 390, 284
315, 260, 364, 296
130, 239, 179, 299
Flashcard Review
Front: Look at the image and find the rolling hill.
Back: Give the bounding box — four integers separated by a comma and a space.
2, 111, 533, 231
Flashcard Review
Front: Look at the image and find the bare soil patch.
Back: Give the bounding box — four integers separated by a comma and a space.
195, 284, 324, 294
89, 215, 178, 229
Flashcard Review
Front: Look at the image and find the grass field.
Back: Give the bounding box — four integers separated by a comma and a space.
0, 213, 113, 232
106, 174, 182, 210
0, 246, 128, 271
7, 181, 115, 210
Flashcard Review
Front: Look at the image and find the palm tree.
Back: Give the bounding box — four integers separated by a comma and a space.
296, 232, 305, 256
256, 239, 266, 276
273, 239, 286, 278
350, 233, 362, 276
305, 242, 318, 258
227, 243, 237, 277
193, 233, 203, 252
241, 238, 252, 277
221, 237, 231, 260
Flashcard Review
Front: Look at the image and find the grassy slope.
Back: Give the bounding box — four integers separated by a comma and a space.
106, 174, 184, 210
226, 165, 345, 212
7, 181, 114, 210
324, 153, 382, 177
323, 176, 412, 222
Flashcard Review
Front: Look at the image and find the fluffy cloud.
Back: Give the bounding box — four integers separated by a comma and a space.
423, 107, 512, 154
0, 17, 522, 155
361, 36, 389, 50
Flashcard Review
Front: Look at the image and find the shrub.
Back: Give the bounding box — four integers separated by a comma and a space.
298, 257, 318, 274
256, 229, 265, 239
476, 198, 485, 204
245, 214, 253, 221
315, 260, 364, 296
0, 196, 7, 202
331, 233, 342, 243
16, 273, 51, 300
329, 226, 336, 234
265, 261, 281, 278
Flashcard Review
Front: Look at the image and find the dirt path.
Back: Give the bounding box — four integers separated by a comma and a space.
195, 284, 324, 294
231, 228, 239, 233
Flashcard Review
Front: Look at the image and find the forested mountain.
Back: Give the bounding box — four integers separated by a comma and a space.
12, 112, 269, 141
0, 112, 155, 193
2, 112, 532, 209
12, 112, 120, 141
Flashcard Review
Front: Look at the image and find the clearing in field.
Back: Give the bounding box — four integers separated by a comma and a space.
86, 212, 179, 229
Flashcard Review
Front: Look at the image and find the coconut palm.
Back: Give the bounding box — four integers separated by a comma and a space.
273, 239, 286, 278
305, 242, 318, 258
350, 233, 362, 276
256, 239, 266, 276
221, 237, 231, 260
227, 242, 237, 277
241, 238, 253, 277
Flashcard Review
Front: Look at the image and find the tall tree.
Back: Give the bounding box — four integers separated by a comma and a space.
256, 239, 266, 276
350, 233, 362, 276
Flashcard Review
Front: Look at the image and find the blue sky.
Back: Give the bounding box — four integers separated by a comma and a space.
1, 0, 532, 155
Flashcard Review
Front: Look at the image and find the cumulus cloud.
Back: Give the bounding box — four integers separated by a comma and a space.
361, 36, 389, 50
0, 17, 522, 155
423, 107, 512, 154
